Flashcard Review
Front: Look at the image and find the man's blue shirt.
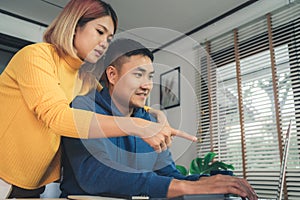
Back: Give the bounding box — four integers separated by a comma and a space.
60, 87, 200, 198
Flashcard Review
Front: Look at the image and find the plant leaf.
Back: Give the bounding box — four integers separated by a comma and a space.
189, 158, 202, 174
176, 165, 188, 175
195, 157, 204, 172
203, 152, 216, 167
203, 161, 235, 174
214, 161, 235, 170
225, 163, 235, 170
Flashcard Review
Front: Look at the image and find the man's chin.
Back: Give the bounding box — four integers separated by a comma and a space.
131, 103, 146, 109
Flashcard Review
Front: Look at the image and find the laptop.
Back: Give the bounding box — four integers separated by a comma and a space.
162, 120, 292, 200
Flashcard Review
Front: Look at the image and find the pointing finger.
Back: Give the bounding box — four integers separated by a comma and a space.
171, 128, 197, 142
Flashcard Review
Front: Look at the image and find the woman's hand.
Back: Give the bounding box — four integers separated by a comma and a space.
135, 119, 198, 153
144, 107, 197, 151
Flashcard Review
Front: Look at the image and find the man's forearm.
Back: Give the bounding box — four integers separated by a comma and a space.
167, 179, 192, 198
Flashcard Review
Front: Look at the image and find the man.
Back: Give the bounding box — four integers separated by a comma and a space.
60, 38, 257, 200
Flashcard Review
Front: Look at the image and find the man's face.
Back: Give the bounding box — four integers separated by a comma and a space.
110, 55, 154, 114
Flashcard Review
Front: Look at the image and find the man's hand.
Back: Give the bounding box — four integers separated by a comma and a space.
168, 175, 258, 200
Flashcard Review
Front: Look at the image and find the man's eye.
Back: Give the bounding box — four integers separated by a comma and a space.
134, 73, 143, 78
149, 74, 154, 80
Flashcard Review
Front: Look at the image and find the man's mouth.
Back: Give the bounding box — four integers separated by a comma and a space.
136, 92, 148, 97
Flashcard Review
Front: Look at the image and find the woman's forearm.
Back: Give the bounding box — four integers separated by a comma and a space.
88, 113, 147, 138
89, 113, 169, 152
88, 112, 197, 152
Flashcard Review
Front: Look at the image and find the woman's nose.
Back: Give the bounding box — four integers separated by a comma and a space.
99, 40, 109, 50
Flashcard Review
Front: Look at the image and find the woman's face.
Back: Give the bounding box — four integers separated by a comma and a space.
74, 16, 115, 63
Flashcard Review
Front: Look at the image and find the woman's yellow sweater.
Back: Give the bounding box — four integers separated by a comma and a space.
0, 43, 94, 189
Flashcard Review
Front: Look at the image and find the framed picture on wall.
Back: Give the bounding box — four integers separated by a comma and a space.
160, 67, 180, 109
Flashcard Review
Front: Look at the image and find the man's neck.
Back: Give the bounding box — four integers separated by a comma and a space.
122, 108, 133, 117
108, 88, 134, 116
108, 88, 134, 117
115, 104, 133, 117
112, 99, 134, 117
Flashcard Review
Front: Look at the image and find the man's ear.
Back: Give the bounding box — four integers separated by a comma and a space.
106, 65, 118, 85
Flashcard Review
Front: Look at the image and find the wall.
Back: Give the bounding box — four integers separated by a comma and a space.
0, 12, 45, 43
150, 37, 201, 167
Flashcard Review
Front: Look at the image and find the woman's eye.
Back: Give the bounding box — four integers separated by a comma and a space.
149, 74, 154, 80
97, 30, 104, 35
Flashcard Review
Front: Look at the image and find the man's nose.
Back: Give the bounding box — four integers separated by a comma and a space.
141, 79, 153, 89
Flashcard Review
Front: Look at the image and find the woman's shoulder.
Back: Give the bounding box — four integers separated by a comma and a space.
6, 42, 59, 69
21, 42, 56, 54
15, 42, 58, 60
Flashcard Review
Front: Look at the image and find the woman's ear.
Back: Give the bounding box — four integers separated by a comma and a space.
106, 65, 118, 85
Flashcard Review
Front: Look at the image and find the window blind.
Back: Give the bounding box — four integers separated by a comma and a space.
196, 2, 300, 199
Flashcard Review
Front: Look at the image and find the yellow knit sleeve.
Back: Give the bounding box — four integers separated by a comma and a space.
11, 43, 92, 138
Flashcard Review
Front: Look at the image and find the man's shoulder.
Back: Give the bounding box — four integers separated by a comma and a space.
135, 107, 156, 122
72, 89, 97, 110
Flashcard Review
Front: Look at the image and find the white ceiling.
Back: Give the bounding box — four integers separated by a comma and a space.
0, 0, 251, 47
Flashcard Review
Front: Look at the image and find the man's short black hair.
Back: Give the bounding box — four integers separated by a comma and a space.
103, 38, 154, 68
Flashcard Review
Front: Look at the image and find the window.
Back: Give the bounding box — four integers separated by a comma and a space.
196, 2, 300, 199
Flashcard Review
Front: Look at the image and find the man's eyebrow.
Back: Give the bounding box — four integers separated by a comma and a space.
135, 67, 155, 74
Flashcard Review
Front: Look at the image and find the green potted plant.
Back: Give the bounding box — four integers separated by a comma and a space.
176, 152, 235, 176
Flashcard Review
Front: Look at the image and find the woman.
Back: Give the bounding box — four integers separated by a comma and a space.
0, 0, 196, 198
